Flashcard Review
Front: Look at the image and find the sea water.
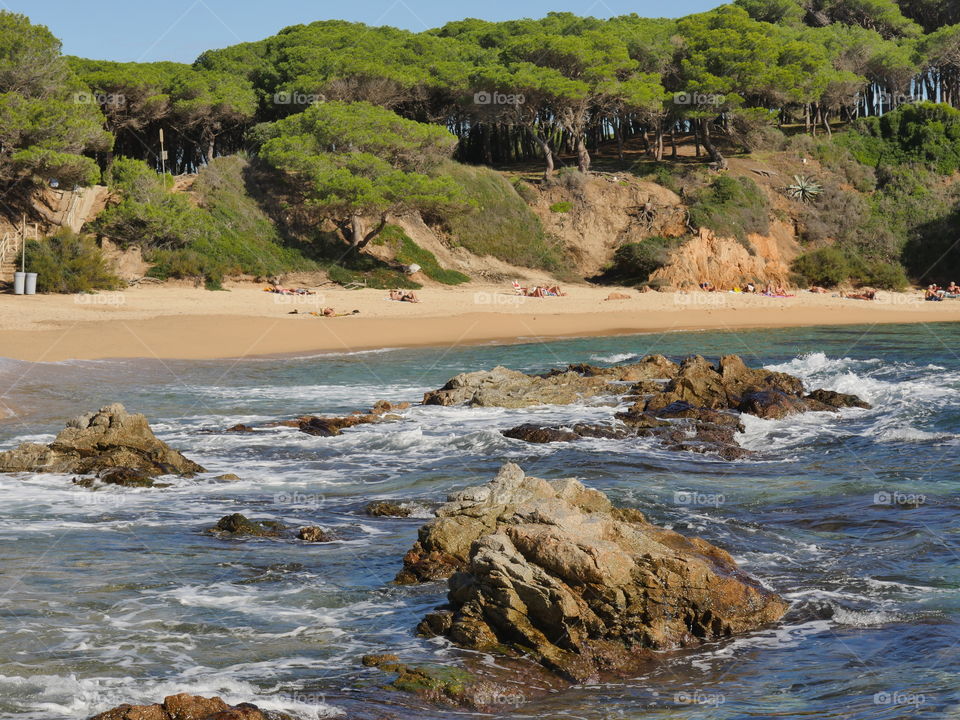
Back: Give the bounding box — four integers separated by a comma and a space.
0, 323, 958, 719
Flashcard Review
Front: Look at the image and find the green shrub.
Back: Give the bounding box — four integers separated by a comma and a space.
26, 230, 122, 293
862, 259, 909, 290
549, 201, 573, 213
439, 161, 561, 271
374, 225, 469, 284
598, 236, 684, 285
790, 246, 852, 287
688, 175, 769, 240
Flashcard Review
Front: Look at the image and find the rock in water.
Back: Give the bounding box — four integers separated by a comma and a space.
366, 500, 411, 517
297, 525, 333, 542
409, 463, 787, 682
88, 692, 294, 720
0, 404, 204, 477
422, 366, 620, 408
210, 513, 284, 537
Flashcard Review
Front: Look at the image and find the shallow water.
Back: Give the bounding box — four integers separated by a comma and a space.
1, 323, 958, 719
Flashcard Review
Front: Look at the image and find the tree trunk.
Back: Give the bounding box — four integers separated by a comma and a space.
614, 117, 625, 162
534, 132, 555, 178
699, 118, 727, 170
346, 214, 388, 250
576, 134, 590, 173
822, 109, 832, 137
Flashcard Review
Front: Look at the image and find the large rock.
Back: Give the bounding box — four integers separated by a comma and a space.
423, 366, 619, 408
0, 404, 204, 477
412, 464, 787, 683
89, 693, 293, 720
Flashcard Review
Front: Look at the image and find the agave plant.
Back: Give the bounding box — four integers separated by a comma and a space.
786, 175, 823, 203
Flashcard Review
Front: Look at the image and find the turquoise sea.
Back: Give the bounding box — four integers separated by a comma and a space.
1, 323, 958, 719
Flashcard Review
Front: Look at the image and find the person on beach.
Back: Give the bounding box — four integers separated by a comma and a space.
925, 285, 944, 301
699, 281, 715, 291
944, 282, 959, 298
389, 289, 420, 303
842, 288, 876, 300
808, 286, 828, 294
527, 285, 565, 297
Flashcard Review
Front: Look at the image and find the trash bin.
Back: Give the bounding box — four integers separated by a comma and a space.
24, 272, 37, 295
13, 271, 25, 295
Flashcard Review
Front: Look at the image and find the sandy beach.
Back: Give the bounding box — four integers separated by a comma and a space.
0, 281, 958, 362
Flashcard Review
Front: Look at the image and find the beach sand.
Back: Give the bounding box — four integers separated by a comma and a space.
1, 281, 958, 362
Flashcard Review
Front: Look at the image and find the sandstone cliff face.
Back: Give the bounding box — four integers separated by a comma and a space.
532, 174, 688, 276
409, 463, 788, 683
651, 222, 801, 289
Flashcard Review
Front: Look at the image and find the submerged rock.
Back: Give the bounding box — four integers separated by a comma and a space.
0, 404, 204, 477
805, 388, 872, 410
366, 500, 411, 517
210, 513, 285, 537
297, 525, 334, 542
410, 463, 788, 682
88, 692, 293, 720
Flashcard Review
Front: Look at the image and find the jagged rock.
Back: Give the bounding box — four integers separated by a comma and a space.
297, 526, 333, 542
805, 388, 872, 410
645, 355, 729, 410
738, 390, 811, 420
371, 400, 411, 415
557, 355, 678, 382
366, 501, 411, 517
411, 464, 787, 682
503, 422, 634, 444
209, 513, 284, 537
214, 473, 241, 481
98, 467, 155, 487
226, 424, 256, 433
428, 355, 867, 459
0, 404, 204, 477
88, 693, 293, 720
423, 366, 618, 408
502, 424, 581, 443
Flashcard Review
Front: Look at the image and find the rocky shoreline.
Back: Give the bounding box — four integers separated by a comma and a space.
0, 354, 871, 718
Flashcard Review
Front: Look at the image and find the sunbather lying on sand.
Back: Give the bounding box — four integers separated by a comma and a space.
266, 286, 315, 295
389, 289, 420, 303
808, 286, 829, 294
526, 285, 565, 297
841, 289, 876, 301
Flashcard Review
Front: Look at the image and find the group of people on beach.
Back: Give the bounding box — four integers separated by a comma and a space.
925, 283, 959, 301
698, 281, 792, 296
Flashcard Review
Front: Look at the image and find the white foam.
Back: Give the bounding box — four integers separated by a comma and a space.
590, 352, 639, 364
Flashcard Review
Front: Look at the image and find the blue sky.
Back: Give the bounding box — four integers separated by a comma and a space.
10, 0, 727, 63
